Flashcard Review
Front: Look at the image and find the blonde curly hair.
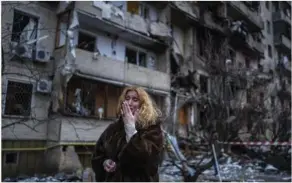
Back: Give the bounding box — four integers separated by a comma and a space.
117, 86, 162, 128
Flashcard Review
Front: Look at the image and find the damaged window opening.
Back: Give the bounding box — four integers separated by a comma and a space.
125, 47, 147, 67
66, 76, 123, 118
247, 89, 251, 103
199, 75, 208, 94
56, 11, 70, 48
271, 96, 275, 108
11, 10, 38, 43
139, 3, 150, 19
259, 92, 264, 105
77, 32, 96, 52
197, 30, 205, 57
127, 1, 139, 15
266, 21, 271, 34
4, 81, 33, 116
245, 58, 250, 69
268, 45, 272, 58
4, 152, 18, 165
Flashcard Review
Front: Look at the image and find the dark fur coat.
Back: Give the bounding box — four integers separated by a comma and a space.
91, 117, 163, 182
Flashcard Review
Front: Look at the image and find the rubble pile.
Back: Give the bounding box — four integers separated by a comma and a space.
159, 153, 292, 182
3, 173, 82, 182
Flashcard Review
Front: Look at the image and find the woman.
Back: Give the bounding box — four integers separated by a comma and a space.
91, 86, 163, 182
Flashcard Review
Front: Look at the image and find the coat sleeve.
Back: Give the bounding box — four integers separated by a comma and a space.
91, 129, 108, 182
118, 124, 163, 174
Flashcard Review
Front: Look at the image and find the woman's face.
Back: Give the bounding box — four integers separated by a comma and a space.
124, 90, 140, 115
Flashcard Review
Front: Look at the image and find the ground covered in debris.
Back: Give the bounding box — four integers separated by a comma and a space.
3, 172, 83, 182
159, 153, 292, 182
3, 152, 291, 182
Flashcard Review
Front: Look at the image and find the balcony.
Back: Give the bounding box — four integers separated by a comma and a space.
246, 34, 264, 56
230, 30, 264, 58
273, 11, 291, 27
71, 48, 170, 92
227, 1, 264, 31
74, 1, 171, 50
274, 34, 291, 53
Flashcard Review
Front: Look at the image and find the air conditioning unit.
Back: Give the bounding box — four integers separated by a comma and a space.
37, 79, 52, 94
10, 42, 33, 59
35, 47, 51, 62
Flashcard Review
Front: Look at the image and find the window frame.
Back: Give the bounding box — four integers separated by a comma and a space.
4, 152, 19, 165
64, 77, 123, 119
268, 45, 272, 58
266, 21, 271, 34
2, 77, 35, 118
266, 1, 270, 10
55, 10, 71, 49
125, 46, 147, 67
11, 9, 40, 55
77, 30, 97, 52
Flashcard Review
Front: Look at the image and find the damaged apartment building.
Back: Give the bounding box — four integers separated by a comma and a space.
1, 1, 291, 177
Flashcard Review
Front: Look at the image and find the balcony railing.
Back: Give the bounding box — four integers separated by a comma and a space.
75, 1, 171, 41
246, 34, 264, 55
274, 34, 291, 50
272, 11, 291, 26
71, 48, 170, 92
228, 1, 264, 30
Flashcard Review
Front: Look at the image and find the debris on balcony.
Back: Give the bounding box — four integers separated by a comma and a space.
52, 10, 79, 112
92, 1, 171, 40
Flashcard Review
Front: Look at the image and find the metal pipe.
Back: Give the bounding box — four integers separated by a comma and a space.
172, 94, 178, 135
212, 144, 222, 182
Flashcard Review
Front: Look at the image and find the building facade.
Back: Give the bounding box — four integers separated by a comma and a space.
1, 1, 291, 178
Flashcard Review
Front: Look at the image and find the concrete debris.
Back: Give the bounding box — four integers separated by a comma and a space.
3, 173, 82, 182
264, 164, 278, 174
59, 146, 83, 173
160, 152, 290, 182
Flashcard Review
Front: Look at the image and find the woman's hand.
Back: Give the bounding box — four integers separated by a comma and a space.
121, 102, 139, 124
103, 159, 116, 172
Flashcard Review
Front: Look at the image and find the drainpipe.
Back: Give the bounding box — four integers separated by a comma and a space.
172, 93, 178, 135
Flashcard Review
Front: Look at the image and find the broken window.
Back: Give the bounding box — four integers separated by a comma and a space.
265, 1, 270, 10
271, 96, 275, 108
139, 3, 149, 19
199, 75, 208, 94
77, 32, 96, 52
149, 93, 164, 111
11, 10, 38, 43
272, 2, 279, 12
246, 89, 251, 103
268, 45, 272, 58
259, 92, 264, 105
56, 11, 70, 48
266, 21, 271, 34
4, 81, 33, 116
66, 76, 123, 118
197, 29, 205, 57
245, 58, 250, 69
125, 47, 147, 67
179, 104, 189, 125
4, 152, 18, 165
127, 1, 139, 14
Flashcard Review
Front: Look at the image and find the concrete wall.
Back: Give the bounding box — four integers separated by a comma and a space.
76, 28, 158, 69
59, 117, 112, 142
1, 2, 57, 140
260, 1, 276, 70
